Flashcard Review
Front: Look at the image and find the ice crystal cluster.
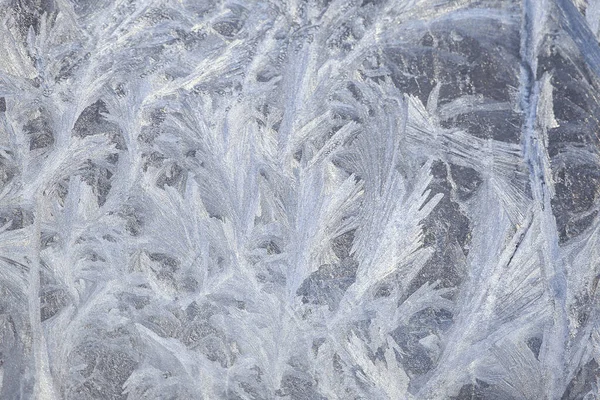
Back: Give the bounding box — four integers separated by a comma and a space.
0, 0, 600, 399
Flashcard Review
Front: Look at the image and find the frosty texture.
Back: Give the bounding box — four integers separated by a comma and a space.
0, 0, 599, 399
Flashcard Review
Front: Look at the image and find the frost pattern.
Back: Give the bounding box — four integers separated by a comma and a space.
0, 0, 599, 399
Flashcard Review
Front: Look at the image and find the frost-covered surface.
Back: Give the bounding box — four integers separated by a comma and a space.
0, 0, 600, 399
